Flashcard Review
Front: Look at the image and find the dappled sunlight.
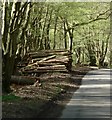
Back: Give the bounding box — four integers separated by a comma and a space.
80, 84, 110, 88
74, 91, 110, 96
2, 2, 111, 118
99, 69, 111, 71
67, 103, 110, 107
49, 82, 79, 88
86, 69, 111, 75
72, 75, 110, 79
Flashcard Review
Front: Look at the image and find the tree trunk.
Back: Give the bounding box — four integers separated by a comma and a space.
45, 9, 53, 49
2, 2, 32, 93
39, 5, 49, 50
76, 47, 81, 64
11, 75, 38, 85
2, 2, 18, 93
53, 16, 58, 49
2, 54, 12, 93
99, 34, 110, 67
65, 19, 74, 52
20, 3, 32, 56
64, 21, 67, 49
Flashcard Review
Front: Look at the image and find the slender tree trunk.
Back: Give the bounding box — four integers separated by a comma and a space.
20, 3, 32, 56
99, 34, 110, 67
39, 5, 49, 50
69, 29, 73, 52
65, 19, 74, 52
77, 47, 81, 64
36, 6, 43, 50
45, 9, 53, 49
64, 21, 67, 49
53, 16, 58, 49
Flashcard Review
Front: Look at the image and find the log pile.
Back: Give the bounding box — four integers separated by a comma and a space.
17, 50, 73, 76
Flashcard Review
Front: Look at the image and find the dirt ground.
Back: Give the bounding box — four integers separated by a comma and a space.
2, 66, 96, 118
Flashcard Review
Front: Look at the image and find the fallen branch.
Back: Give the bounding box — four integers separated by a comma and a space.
11, 75, 39, 85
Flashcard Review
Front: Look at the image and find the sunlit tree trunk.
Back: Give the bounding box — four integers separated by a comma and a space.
45, 8, 53, 49
2, 2, 32, 93
2, 2, 19, 92
20, 3, 32, 56
64, 19, 74, 52
99, 34, 110, 67
53, 17, 58, 49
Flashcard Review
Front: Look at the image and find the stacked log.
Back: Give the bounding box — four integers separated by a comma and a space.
17, 49, 73, 76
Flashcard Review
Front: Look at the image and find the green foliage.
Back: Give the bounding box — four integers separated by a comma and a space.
2, 2, 110, 92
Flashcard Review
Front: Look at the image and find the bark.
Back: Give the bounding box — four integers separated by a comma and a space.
23, 55, 56, 69
38, 58, 69, 64
53, 15, 58, 49
64, 19, 74, 52
2, 2, 8, 54
20, 3, 32, 56
22, 69, 68, 73
76, 47, 81, 64
23, 67, 68, 73
39, 55, 56, 62
19, 50, 72, 74
11, 75, 38, 85
2, 2, 32, 93
37, 9, 42, 50
36, 65, 66, 70
39, 5, 49, 50
87, 43, 97, 66
38, 62, 63, 66
64, 21, 67, 49
53, 7, 59, 49
28, 50, 70, 57
45, 8, 53, 50
99, 34, 110, 67
2, 2, 19, 93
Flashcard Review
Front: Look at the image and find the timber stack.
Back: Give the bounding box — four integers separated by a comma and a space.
17, 50, 73, 76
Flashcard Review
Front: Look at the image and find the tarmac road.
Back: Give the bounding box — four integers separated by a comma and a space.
60, 69, 111, 118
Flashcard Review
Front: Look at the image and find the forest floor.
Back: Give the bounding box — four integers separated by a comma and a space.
2, 65, 98, 118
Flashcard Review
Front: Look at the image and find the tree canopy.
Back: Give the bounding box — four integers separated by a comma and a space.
1, 2, 111, 93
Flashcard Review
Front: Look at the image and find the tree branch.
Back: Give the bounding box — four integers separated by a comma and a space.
60, 9, 111, 30
74, 14, 110, 27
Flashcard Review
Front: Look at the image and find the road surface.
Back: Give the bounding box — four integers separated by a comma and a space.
60, 69, 111, 118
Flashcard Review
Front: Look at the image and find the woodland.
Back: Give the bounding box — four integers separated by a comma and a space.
1, 1, 111, 100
